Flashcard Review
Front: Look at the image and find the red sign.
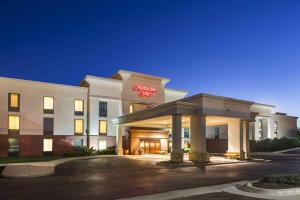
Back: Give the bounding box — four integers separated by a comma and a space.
133, 84, 157, 97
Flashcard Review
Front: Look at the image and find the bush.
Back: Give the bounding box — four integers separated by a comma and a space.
250, 137, 300, 152
96, 148, 116, 155
262, 174, 300, 185
184, 147, 191, 153
63, 146, 96, 157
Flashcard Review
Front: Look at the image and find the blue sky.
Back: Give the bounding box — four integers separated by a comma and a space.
0, 0, 299, 125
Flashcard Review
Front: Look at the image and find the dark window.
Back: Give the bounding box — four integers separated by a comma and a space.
43, 118, 54, 135
99, 102, 107, 117
8, 93, 20, 112
74, 139, 84, 147
8, 138, 19, 156
215, 127, 220, 139
183, 128, 189, 138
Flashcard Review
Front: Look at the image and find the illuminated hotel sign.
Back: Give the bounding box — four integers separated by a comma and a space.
133, 84, 157, 97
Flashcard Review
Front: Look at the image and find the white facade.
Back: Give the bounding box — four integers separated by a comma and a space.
0, 77, 88, 136
0, 70, 298, 157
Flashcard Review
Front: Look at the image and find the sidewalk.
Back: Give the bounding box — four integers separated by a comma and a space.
118, 181, 300, 200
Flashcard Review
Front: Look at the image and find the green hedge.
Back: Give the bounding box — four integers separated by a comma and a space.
250, 137, 300, 152
262, 174, 300, 185
64, 146, 116, 157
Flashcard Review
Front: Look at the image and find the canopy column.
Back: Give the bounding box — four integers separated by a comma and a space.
116, 125, 124, 155
189, 115, 208, 162
171, 114, 183, 162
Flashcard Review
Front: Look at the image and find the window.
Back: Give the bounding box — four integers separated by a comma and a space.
99, 139, 107, 150
129, 105, 134, 113
183, 128, 189, 138
99, 101, 107, 117
74, 119, 84, 135
215, 127, 220, 139
74, 139, 83, 147
274, 121, 278, 138
8, 115, 20, 133
8, 93, 20, 112
99, 120, 107, 134
74, 99, 84, 115
258, 119, 263, 130
8, 138, 19, 156
44, 97, 54, 114
274, 121, 278, 131
43, 118, 54, 135
43, 139, 53, 152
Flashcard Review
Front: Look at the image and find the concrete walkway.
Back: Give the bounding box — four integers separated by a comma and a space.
1, 155, 116, 178
118, 181, 300, 200
0, 154, 264, 178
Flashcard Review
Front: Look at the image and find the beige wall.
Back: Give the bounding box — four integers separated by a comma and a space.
165, 88, 187, 103
89, 97, 122, 136
274, 114, 298, 138
227, 119, 241, 152
206, 125, 228, 139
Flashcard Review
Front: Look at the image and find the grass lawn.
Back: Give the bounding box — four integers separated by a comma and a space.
0, 156, 62, 164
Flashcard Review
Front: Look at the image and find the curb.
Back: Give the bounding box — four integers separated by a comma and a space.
1, 155, 117, 178
237, 181, 300, 196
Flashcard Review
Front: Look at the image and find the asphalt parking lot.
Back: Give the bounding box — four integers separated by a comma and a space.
1, 154, 300, 200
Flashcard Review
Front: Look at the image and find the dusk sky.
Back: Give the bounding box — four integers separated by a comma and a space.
0, 0, 299, 124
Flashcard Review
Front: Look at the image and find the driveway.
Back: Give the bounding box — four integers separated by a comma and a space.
1, 154, 300, 200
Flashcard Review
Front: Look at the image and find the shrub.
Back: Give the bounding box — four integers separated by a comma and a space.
96, 148, 116, 155
184, 147, 191, 153
250, 137, 300, 152
63, 146, 96, 157
262, 174, 300, 185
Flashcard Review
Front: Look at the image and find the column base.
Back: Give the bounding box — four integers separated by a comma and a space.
189, 152, 208, 162
117, 149, 123, 156
240, 151, 247, 160
224, 151, 247, 160
171, 152, 184, 162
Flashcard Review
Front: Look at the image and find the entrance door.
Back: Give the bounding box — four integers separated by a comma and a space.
140, 139, 161, 154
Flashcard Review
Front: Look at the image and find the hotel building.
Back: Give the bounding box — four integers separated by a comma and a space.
0, 70, 297, 161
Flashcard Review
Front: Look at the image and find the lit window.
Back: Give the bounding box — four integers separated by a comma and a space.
44, 97, 54, 114
74, 100, 84, 115
8, 93, 20, 111
43, 139, 53, 152
8, 115, 20, 133
129, 105, 134, 113
74, 119, 84, 135
99, 139, 107, 150
99, 120, 107, 134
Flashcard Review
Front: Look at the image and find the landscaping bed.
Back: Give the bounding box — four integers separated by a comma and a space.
250, 137, 300, 152
0, 147, 116, 164
252, 174, 300, 189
